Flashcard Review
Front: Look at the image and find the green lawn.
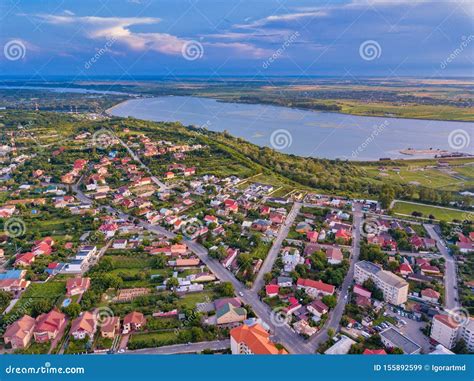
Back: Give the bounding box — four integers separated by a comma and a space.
392, 201, 473, 222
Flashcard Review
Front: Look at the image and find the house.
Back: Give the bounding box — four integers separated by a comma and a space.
306, 231, 319, 243
421, 288, 440, 303
277, 276, 293, 288
307, 300, 329, 317
14, 252, 35, 267
325, 335, 356, 355
0, 205, 16, 218
335, 228, 351, 243
112, 239, 128, 249
297, 278, 335, 297
216, 303, 247, 325
398, 263, 413, 276
353, 284, 372, 299
66, 277, 90, 296
33, 309, 66, 343
293, 319, 318, 337
265, 284, 279, 298
222, 248, 239, 269
99, 223, 119, 238
70, 311, 97, 340
363, 349, 387, 355
100, 316, 120, 339
4, 315, 36, 349
325, 246, 343, 265
420, 264, 441, 276
230, 323, 288, 355
123, 311, 146, 333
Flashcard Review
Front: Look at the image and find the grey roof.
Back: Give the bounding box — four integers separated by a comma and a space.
380, 327, 421, 354
356, 260, 382, 275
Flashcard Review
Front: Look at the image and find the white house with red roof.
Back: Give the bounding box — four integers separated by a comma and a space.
297, 278, 335, 297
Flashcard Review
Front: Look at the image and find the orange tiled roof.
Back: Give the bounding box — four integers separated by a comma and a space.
230, 324, 287, 355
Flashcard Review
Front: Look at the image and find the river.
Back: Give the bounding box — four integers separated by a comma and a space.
108, 96, 473, 161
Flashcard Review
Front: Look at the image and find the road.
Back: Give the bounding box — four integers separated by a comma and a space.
252, 202, 301, 293
423, 224, 459, 310
307, 202, 363, 349
117, 137, 167, 191
123, 340, 230, 354
72, 178, 309, 353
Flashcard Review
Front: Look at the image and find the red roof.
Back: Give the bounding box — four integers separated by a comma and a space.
399, 263, 413, 274
363, 349, 387, 355
297, 278, 335, 294
434, 314, 459, 329
265, 284, 279, 295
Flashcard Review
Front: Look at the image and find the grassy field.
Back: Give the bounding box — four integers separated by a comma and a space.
392, 201, 473, 222
360, 161, 474, 192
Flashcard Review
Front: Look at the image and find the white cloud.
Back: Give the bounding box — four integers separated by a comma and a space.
36, 14, 187, 55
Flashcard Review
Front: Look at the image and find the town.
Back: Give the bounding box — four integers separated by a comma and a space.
0, 112, 472, 356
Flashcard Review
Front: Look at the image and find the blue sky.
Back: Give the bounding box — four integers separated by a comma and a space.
0, 0, 472, 77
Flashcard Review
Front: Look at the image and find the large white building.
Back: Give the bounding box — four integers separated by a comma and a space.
354, 261, 408, 305
430, 315, 474, 352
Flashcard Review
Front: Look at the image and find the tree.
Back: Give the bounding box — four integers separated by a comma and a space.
0, 290, 11, 311
31, 299, 53, 317
263, 272, 273, 285
322, 295, 337, 309
327, 328, 335, 338
63, 302, 81, 319
215, 282, 234, 297
452, 339, 469, 354
166, 277, 179, 290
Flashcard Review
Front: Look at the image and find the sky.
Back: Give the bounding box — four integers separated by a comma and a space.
0, 0, 473, 78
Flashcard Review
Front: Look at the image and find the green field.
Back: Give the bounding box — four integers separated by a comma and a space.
392, 201, 473, 222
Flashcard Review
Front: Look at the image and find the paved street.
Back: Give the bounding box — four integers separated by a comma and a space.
252, 202, 301, 293
123, 340, 230, 354
307, 203, 363, 349
424, 224, 459, 310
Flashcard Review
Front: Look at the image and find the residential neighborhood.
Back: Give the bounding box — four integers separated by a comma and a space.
0, 116, 472, 357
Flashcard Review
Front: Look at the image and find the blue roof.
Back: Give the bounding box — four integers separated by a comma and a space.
0, 269, 23, 280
